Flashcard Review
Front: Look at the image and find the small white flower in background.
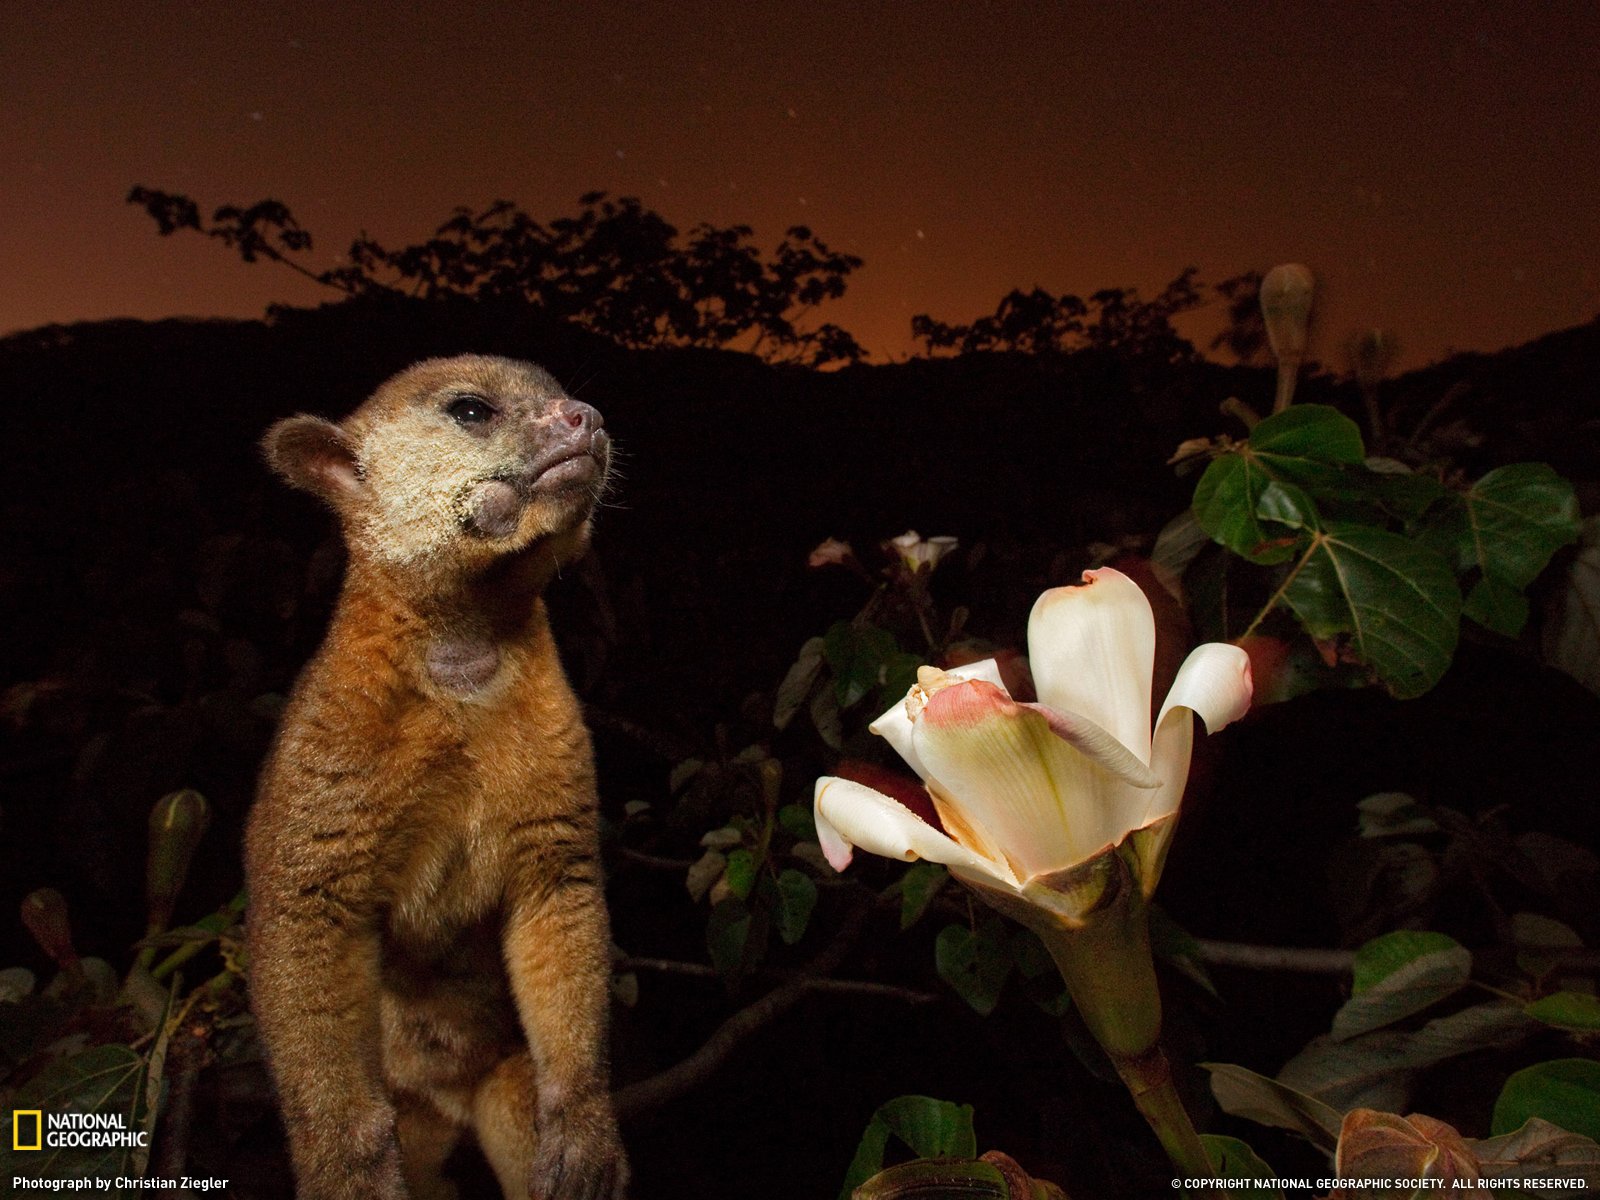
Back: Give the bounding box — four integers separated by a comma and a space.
807, 537, 856, 568
813, 567, 1252, 921
887, 530, 959, 574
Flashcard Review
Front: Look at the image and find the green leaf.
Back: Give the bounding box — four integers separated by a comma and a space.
723, 848, 758, 901
774, 636, 827, 729
824, 621, 902, 709
0, 1044, 146, 1185
706, 897, 764, 977
876, 1094, 978, 1159
878, 651, 925, 712
1193, 405, 1365, 564
1472, 1117, 1600, 1190
1351, 930, 1466, 994
1513, 913, 1586, 980
1202, 1062, 1343, 1153
1493, 1059, 1600, 1140
1010, 929, 1072, 1017
1465, 573, 1532, 637
777, 803, 817, 842
1526, 992, 1600, 1033
1335, 933, 1471, 1040
1422, 464, 1581, 626
898, 863, 947, 931
1199, 1135, 1284, 1199
850, 1159, 1009, 1198
773, 869, 817, 946
935, 920, 1012, 1016
1355, 792, 1439, 838
838, 1095, 977, 1200
1280, 1001, 1536, 1112
1279, 523, 1461, 698
1149, 903, 1218, 998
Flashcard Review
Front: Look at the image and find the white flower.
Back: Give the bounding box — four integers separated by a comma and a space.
887, 530, 959, 573
813, 568, 1252, 915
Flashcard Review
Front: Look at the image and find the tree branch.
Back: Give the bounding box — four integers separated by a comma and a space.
615, 954, 937, 1004
612, 904, 869, 1120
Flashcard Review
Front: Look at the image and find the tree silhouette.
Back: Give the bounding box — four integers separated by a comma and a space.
1209, 269, 1268, 363
910, 268, 1205, 363
127, 188, 865, 366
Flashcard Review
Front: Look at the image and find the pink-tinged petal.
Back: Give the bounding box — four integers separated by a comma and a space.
913, 679, 1152, 879
1156, 642, 1254, 735
1142, 642, 1254, 830
813, 776, 1013, 884
868, 658, 1007, 781
1027, 568, 1157, 763
1018, 702, 1161, 791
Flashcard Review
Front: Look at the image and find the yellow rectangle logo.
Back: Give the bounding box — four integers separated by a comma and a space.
12, 1109, 42, 1151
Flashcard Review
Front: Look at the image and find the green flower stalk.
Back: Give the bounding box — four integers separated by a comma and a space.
814, 568, 1253, 1178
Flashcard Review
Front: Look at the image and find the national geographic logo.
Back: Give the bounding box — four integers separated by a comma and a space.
10, 1110, 150, 1150
12, 1110, 41, 1151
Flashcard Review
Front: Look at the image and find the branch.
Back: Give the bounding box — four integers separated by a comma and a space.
1191, 938, 1600, 976
582, 702, 700, 761
615, 954, 937, 1004
1191, 939, 1353, 974
612, 904, 869, 1120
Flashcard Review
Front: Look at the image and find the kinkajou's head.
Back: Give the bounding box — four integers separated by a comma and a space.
262, 355, 611, 575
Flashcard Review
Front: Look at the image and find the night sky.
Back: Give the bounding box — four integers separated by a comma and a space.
4, 0, 1598, 369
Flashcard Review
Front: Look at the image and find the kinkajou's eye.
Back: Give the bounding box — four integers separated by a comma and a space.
448, 396, 496, 426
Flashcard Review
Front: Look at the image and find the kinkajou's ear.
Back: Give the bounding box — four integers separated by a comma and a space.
262, 415, 365, 507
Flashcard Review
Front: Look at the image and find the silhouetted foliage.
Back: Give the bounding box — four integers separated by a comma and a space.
1210, 269, 1269, 363
911, 268, 1206, 364
127, 188, 865, 367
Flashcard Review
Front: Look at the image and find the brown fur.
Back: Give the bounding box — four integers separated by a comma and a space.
245, 356, 627, 1200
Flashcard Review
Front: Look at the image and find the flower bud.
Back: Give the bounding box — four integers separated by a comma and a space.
1351, 328, 1398, 391
21, 888, 79, 971
146, 788, 211, 934
1259, 263, 1315, 363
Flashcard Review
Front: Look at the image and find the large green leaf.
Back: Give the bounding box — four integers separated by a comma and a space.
1420, 463, 1580, 636
1334, 932, 1471, 1040
1279, 1001, 1536, 1112
823, 621, 903, 709
1202, 1062, 1343, 1152
1472, 1118, 1600, 1192
1193, 405, 1365, 563
898, 862, 947, 931
838, 1095, 977, 1200
773, 869, 817, 946
1200, 1135, 1285, 1198
0, 1044, 147, 1189
1493, 1060, 1600, 1140
1278, 521, 1461, 698
1525, 991, 1600, 1033
935, 920, 1011, 1016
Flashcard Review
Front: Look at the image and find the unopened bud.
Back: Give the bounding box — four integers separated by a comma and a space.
146, 788, 211, 934
1352, 328, 1398, 390
21, 888, 79, 971
1260, 264, 1315, 411
1259, 263, 1315, 363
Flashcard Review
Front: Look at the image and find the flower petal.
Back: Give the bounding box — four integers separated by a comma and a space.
1018, 701, 1162, 791
913, 679, 1151, 878
1141, 641, 1254, 830
813, 776, 1012, 884
869, 657, 1007, 781
1027, 568, 1157, 763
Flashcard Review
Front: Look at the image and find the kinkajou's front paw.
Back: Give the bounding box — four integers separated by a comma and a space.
530, 1091, 628, 1200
